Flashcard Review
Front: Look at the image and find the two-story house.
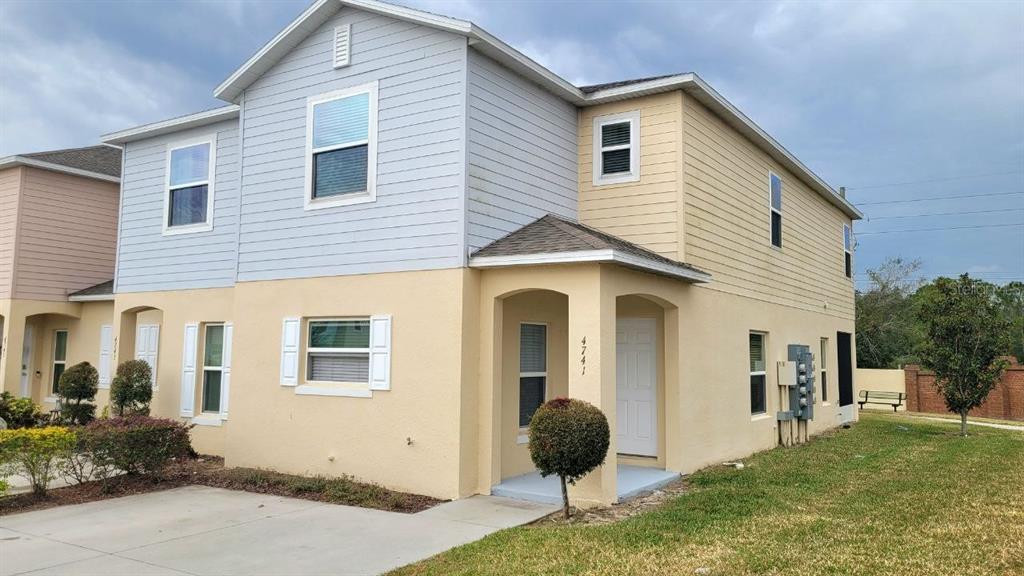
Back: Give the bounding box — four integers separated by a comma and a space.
0, 146, 121, 408
100, 0, 861, 506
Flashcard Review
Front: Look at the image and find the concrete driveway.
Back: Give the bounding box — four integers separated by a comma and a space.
0, 486, 556, 576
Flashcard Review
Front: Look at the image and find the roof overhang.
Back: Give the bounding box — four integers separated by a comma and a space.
469, 249, 713, 283
101, 105, 240, 145
0, 156, 120, 183
68, 293, 115, 302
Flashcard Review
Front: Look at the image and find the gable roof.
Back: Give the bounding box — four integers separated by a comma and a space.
0, 145, 121, 183
102, 105, 240, 145
470, 214, 711, 283
210, 0, 861, 220
68, 280, 114, 302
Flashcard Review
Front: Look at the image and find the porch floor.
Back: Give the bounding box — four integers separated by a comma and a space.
491, 465, 680, 505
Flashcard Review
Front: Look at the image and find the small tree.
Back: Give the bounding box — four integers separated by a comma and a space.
110, 360, 153, 416
528, 397, 610, 519
58, 362, 99, 425
916, 275, 1011, 436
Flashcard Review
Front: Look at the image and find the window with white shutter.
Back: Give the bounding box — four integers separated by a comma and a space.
98, 325, 113, 388
281, 318, 300, 386
180, 323, 198, 417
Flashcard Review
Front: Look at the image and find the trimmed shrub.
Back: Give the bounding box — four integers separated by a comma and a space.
528, 397, 610, 519
110, 360, 153, 416
0, 391, 43, 429
82, 416, 192, 476
0, 427, 76, 495
59, 362, 99, 425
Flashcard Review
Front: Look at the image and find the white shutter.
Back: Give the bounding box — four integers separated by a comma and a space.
281, 318, 300, 386
369, 315, 391, 391
98, 325, 113, 388
333, 24, 351, 68
180, 323, 199, 417
220, 322, 233, 420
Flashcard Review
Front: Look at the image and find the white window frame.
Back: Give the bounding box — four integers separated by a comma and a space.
749, 331, 767, 417
517, 322, 548, 443
592, 110, 641, 186
304, 81, 378, 211
51, 330, 68, 396
302, 317, 373, 395
768, 171, 782, 249
201, 323, 225, 415
843, 224, 853, 279
820, 337, 829, 405
163, 134, 216, 236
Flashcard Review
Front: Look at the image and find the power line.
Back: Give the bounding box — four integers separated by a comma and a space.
847, 169, 1024, 191
856, 191, 1024, 206
865, 208, 1023, 220
856, 222, 1024, 236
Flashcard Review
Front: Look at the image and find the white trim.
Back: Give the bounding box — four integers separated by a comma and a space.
517, 434, 530, 445
98, 324, 113, 388
295, 385, 372, 398
163, 134, 217, 235
0, 156, 120, 183
469, 249, 712, 283
191, 414, 223, 427
843, 224, 854, 279
200, 323, 225, 415
180, 323, 198, 418
304, 82, 378, 210
749, 331, 768, 416
101, 105, 240, 145
592, 111, 641, 186
280, 317, 300, 386
51, 330, 68, 395
304, 317, 372, 386
68, 293, 114, 302
333, 24, 351, 68
369, 314, 391, 391
518, 322, 548, 430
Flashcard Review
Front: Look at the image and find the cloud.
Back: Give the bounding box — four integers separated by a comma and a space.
0, 20, 209, 155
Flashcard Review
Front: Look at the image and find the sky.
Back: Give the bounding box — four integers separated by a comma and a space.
1, 0, 1022, 286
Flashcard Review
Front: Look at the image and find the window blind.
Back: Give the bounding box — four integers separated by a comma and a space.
169, 143, 210, 187
313, 93, 369, 149
309, 353, 370, 383
520, 324, 547, 373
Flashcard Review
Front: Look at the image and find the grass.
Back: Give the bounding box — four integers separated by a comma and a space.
393, 413, 1024, 576
900, 411, 1023, 428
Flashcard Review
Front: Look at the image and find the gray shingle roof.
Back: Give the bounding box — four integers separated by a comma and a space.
471, 214, 708, 280
22, 145, 121, 178
68, 280, 114, 298
578, 74, 684, 94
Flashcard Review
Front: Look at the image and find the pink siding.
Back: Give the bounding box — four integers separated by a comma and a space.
0, 167, 21, 299
12, 167, 119, 301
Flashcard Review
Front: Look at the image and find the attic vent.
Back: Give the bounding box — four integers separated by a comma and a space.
333, 24, 351, 68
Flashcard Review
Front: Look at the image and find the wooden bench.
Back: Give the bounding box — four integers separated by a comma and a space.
858, 390, 906, 412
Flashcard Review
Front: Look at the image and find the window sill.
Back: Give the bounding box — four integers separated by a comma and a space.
750, 413, 772, 422
821, 402, 831, 407
304, 192, 375, 211
593, 173, 640, 187
44, 396, 58, 404
296, 384, 372, 398
163, 222, 213, 236
192, 414, 223, 427
517, 430, 530, 445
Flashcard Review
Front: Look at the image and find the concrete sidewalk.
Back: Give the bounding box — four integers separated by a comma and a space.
0, 485, 557, 576
909, 415, 1024, 431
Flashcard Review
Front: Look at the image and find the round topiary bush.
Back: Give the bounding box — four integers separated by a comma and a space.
110, 359, 153, 416
58, 362, 99, 425
528, 397, 610, 518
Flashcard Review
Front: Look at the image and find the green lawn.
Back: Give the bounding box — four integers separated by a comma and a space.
394, 413, 1024, 576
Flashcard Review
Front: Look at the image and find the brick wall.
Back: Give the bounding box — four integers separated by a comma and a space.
905, 360, 1024, 421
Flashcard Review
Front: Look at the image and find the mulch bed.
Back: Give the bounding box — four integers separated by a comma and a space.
536, 477, 691, 526
0, 456, 442, 517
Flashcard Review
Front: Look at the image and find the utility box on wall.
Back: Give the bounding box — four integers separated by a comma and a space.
777, 345, 815, 421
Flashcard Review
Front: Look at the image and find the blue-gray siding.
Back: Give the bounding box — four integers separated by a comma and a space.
116, 120, 239, 292
236, 8, 467, 281
466, 50, 578, 252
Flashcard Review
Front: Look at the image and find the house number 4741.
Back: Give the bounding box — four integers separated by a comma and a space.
580, 336, 587, 375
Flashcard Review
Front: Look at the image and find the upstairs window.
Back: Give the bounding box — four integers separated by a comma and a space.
844, 224, 853, 278
307, 319, 371, 384
306, 82, 378, 209
769, 172, 782, 248
592, 110, 640, 186
165, 138, 215, 234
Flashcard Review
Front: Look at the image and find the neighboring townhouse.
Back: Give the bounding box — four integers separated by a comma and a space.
0, 146, 121, 408
100, 0, 861, 506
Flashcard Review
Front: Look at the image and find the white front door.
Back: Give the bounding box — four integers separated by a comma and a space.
135, 324, 160, 388
616, 317, 658, 457
20, 325, 33, 398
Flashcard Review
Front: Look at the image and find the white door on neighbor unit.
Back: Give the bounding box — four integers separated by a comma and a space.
616, 317, 658, 457
135, 324, 160, 388
20, 325, 33, 398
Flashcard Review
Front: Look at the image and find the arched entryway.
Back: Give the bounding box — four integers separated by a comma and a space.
117, 305, 164, 389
